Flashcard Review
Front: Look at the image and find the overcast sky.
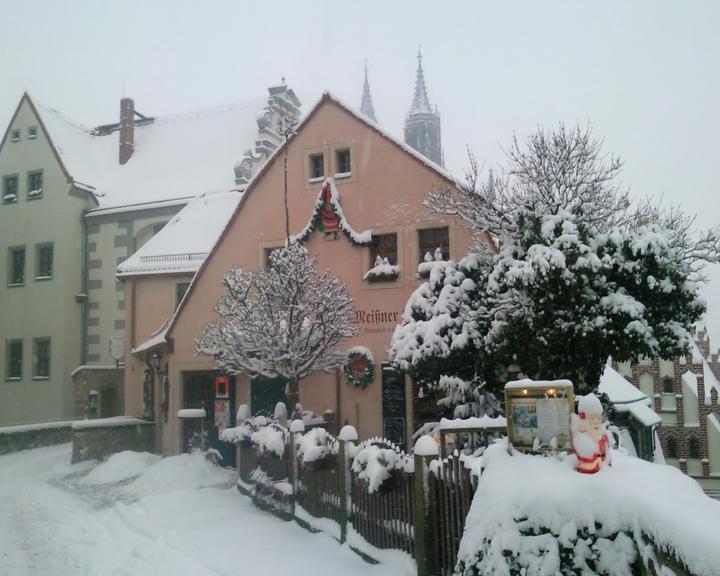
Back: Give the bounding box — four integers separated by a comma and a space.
2, 0, 719, 341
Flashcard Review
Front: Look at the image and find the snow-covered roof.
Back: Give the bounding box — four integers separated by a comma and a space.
599, 364, 661, 427
686, 340, 720, 405
117, 189, 242, 276
438, 416, 507, 430
34, 97, 268, 208
131, 319, 170, 355
599, 364, 647, 404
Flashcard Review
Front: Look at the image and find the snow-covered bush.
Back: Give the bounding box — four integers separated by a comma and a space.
351, 440, 412, 493
296, 427, 338, 464
455, 442, 720, 576
220, 418, 256, 444
436, 375, 503, 419
251, 422, 288, 458
392, 125, 713, 411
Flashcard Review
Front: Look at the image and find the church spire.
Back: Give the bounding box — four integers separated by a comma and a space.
404, 47, 443, 166
409, 47, 433, 114
360, 61, 377, 122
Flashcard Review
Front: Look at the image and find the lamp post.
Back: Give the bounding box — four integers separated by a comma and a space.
146, 351, 168, 422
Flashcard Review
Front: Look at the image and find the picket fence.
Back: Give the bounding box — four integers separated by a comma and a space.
234, 424, 476, 576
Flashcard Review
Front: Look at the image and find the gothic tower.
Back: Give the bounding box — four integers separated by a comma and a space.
360, 62, 377, 122
404, 49, 442, 166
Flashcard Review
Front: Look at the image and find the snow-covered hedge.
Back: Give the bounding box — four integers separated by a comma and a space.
251, 422, 289, 458
296, 427, 338, 464
456, 442, 720, 576
351, 439, 413, 493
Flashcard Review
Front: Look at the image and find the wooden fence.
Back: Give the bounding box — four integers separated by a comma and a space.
235, 424, 476, 576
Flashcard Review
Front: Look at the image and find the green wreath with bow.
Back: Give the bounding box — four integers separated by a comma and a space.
344, 349, 375, 389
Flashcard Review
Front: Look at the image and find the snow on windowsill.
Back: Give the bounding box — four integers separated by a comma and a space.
363, 263, 400, 283
334, 171, 352, 179
7, 283, 24, 288
308, 176, 325, 184
31, 376, 49, 381
34, 276, 52, 281
2, 195, 17, 203
177, 408, 207, 419
4, 377, 21, 382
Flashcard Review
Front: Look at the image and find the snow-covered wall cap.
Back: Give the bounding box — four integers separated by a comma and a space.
338, 424, 358, 442
504, 378, 574, 390
290, 419, 305, 433
414, 435, 439, 456
439, 416, 507, 430
177, 408, 206, 419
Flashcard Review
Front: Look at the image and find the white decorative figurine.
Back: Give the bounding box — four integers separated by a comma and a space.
571, 393, 613, 474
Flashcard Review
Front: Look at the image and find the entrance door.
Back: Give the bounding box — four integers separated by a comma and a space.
250, 375, 288, 417
182, 371, 236, 463
382, 363, 406, 450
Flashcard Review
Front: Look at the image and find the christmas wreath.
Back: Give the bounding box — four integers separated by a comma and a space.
344, 347, 375, 389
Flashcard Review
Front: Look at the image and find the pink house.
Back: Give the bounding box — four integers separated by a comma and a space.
121, 93, 476, 455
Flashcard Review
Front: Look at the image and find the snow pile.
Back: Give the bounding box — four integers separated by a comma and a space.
123, 451, 235, 497
351, 443, 412, 493
81, 451, 161, 485
456, 443, 720, 576
296, 427, 338, 463
251, 422, 288, 458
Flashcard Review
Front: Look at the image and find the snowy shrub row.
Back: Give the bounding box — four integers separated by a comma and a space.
296, 427, 338, 464
351, 439, 413, 493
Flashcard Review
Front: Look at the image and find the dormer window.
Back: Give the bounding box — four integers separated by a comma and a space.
10, 129, 20, 143
28, 126, 37, 140
309, 153, 324, 180
335, 148, 351, 176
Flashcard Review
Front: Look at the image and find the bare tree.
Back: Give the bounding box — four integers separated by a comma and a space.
427, 124, 720, 279
195, 243, 357, 407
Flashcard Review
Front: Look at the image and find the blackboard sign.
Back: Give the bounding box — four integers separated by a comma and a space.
382, 364, 406, 449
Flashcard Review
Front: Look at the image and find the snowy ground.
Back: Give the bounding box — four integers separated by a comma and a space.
0, 444, 409, 576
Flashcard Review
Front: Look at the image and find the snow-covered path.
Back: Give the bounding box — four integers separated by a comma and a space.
0, 444, 410, 575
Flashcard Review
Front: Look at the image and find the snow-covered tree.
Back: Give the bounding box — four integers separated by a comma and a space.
196, 243, 357, 406
392, 125, 712, 403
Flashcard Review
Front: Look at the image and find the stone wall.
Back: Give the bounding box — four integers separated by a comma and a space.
71, 419, 156, 463
0, 422, 74, 455
72, 367, 124, 418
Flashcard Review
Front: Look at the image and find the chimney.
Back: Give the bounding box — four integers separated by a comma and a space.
119, 97, 135, 165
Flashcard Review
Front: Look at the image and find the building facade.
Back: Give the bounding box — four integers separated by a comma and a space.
613, 328, 720, 492
0, 85, 300, 426
122, 93, 475, 455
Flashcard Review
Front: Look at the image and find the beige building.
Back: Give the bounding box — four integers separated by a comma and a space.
121, 93, 476, 455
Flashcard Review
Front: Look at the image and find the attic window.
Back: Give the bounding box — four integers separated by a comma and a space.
335, 148, 351, 176
10, 130, 20, 143
309, 153, 324, 180
27, 127, 37, 140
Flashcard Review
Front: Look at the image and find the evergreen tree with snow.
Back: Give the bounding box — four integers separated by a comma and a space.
196, 243, 357, 407
392, 125, 717, 402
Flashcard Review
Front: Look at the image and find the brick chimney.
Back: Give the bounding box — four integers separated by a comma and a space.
119, 97, 135, 165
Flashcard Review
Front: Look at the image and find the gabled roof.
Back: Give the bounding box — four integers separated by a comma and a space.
165, 91, 460, 340
34, 97, 268, 208
117, 189, 243, 277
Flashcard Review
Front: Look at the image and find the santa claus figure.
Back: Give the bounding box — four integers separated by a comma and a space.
571, 393, 613, 474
